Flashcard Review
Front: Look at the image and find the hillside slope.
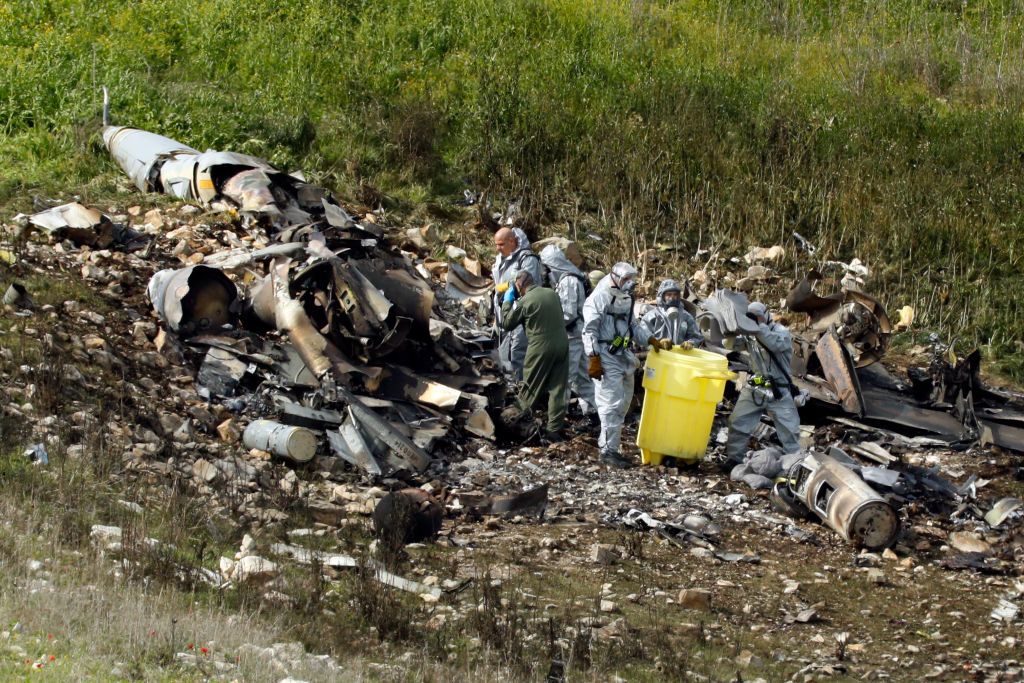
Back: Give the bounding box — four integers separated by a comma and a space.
2, 0, 1023, 374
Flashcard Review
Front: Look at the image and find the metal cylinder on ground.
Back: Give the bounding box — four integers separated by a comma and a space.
243, 420, 318, 463
788, 452, 900, 550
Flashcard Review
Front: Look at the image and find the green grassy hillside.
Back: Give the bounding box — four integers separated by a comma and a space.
3, 0, 1023, 374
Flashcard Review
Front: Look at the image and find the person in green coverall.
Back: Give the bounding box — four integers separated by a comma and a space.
500, 270, 570, 441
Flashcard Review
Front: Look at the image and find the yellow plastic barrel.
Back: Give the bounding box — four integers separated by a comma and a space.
637, 347, 737, 466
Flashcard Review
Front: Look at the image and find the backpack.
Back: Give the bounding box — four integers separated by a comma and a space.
567, 271, 591, 296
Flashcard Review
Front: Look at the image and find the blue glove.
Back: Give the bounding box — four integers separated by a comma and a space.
503, 284, 518, 304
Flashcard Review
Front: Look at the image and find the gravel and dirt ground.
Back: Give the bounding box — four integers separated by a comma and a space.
0, 199, 1021, 682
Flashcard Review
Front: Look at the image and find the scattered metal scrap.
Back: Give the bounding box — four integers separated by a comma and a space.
452, 484, 550, 519
617, 508, 761, 563
779, 275, 1024, 454
985, 497, 1022, 528
95, 100, 1024, 565
270, 542, 444, 598
445, 261, 492, 302
119, 134, 505, 475
786, 272, 891, 367
3, 283, 33, 310
990, 581, 1024, 623
812, 331, 864, 415
23, 201, 144, 249
696, 278, 1019, 457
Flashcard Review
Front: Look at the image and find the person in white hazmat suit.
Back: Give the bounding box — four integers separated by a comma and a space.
725, 301, 801, 466
582, 262, 668, 468
641, 279, 704, 349
492, 227, 543, 380
539, 244, 596, 417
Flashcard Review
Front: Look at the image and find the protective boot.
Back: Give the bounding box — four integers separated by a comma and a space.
541, 429, 566, 445
600, 450, 634, 469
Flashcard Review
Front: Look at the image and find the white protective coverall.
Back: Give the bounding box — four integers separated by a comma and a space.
539, 244, 596, 414
582, 272, 653, 456
492, 228, 543, 380
726, 316, 801, 463
640, 279, 704, 347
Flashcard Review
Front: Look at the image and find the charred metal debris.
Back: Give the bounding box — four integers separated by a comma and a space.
47, 102, 500, 485
135, 189, 500, 479
782, 273, 1024, 456
13, 105, 1021, 561
694, 264, 1024, 551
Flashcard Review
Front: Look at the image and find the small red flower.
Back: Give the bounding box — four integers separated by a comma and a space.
48, 655, 55, 662
200, 646, 209, 655
187, 643, 194, 650
47, 633, 53, 640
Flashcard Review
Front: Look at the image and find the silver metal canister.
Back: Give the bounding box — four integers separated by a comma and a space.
243, 420, 317, 463
789, 451, 900, 550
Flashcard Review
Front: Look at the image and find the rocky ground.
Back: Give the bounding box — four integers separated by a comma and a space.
0, 199, 1022, 682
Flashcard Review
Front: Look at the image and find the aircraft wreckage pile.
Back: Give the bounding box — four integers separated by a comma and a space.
103, 118, 508, 479
6, 123, 1024, 591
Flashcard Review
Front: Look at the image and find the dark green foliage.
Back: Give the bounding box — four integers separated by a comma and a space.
2, 0, 1023, 375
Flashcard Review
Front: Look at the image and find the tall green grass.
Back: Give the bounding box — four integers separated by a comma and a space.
2, 0, 1024, 376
